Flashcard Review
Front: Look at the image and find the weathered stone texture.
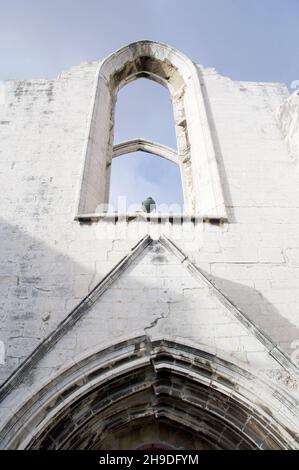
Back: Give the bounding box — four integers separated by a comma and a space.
0, 41, 299, 449
0, 55, 299, 381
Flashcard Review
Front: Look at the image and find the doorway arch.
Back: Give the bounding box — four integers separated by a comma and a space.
0, 336, 297, 449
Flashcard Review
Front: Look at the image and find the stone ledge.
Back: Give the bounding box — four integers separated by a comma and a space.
75, 213, 227, 225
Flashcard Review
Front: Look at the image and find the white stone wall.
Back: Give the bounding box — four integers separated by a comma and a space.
278, 91, 299, 166
0, 57, 299, 392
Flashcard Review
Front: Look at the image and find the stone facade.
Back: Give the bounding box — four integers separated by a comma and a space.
0, 41, 298, 449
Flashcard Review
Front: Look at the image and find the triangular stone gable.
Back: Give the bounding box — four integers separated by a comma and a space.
0, 235, 297, 404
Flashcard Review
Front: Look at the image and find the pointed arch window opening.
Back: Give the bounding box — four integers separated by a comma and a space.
76, 41, 228, 221
113, 76, 178, 150
108, 76, 185, 214
106, 74, 189, 215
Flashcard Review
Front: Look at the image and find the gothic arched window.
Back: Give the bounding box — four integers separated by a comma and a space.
76, 41, 227, 220
109, 78, 184, 213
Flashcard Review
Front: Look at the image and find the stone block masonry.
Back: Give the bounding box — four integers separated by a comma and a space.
0, 41, 299, 449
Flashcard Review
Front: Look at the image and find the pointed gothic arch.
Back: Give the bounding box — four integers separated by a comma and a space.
0, 337, 297, 449
0, 236, 298, 449
112, 139, 178, 164
76, 40, 227, 219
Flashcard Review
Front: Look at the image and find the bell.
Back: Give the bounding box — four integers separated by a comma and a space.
142, 196, 156, 213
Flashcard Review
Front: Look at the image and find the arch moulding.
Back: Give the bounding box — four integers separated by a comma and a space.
0, 336, 298, 449
112, 139, 178, 164
76, 40, 228, 219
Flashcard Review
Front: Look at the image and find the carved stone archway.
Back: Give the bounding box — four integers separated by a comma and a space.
0, 337, 297, 450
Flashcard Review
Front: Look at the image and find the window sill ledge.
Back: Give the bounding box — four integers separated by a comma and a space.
75, 213, 227, 225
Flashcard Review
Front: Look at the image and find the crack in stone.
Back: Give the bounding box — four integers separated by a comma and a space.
144, 303, 170, 336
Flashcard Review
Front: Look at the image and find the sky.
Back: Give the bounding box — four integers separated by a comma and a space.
0, 0, 298, 211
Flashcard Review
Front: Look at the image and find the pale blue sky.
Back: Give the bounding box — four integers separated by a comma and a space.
1, 0, 298, 210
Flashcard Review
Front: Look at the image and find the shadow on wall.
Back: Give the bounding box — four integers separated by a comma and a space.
196, 67, 236, 223
1, 214, 298, 389
195, 69, 298, 358
206, 271, 299, 359
0, 217, 95, 385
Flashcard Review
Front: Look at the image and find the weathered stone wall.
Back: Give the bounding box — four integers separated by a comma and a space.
278, 91, 299, 166
0, 51, 299, 404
